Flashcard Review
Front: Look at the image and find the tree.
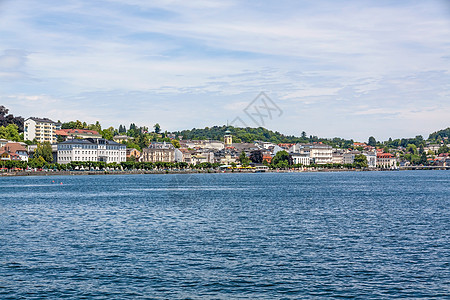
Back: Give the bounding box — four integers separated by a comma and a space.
271, 150, 291, 168
171, 139, 181, 148
438, 145, 449, 154
406, 144, 418, 155
249, 150, 263, 163
75, 120, 83, 129
368, 136, 376, 147
301, 131, 307, 138
239, 151, 250, 167
0, 124, 21, 141
94, 121, 102, 132
353, 154, 368, 169
101, 127, 114, 140
119, 124, 126, 134
154, 123, 161, 134
34, 142, 53, 163
0, 106, 24, 132
419, 152, 428, 165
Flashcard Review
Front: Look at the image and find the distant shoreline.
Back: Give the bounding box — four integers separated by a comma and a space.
1, 167, 447, 177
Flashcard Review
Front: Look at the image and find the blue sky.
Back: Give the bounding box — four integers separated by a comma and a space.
1, 0, 449, 141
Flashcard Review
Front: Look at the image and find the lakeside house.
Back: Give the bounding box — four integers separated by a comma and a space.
289, 143, 333, 164
290, 153, 311, 165
377, 152, 397, 169
363, 152, 377, 168
0, 142, 29, 162
57, 138, 126, 164
140, 142, 176, 163
343, 151, 361, 165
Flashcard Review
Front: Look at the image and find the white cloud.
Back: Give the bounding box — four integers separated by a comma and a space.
0, 0, 449, 140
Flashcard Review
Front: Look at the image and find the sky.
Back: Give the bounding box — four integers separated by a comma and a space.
0, 0, 449, 141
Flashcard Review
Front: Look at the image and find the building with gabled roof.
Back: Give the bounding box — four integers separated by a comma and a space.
0, 142, 28, 161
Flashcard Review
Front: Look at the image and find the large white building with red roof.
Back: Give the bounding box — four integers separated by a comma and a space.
377, 152, 397, 169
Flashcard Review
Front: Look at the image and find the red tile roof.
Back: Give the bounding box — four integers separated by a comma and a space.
0, 143, 27, 154
56, 129, 100, 136
377, 153, 394, 158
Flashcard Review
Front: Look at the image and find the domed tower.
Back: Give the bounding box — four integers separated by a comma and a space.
224, 129, 232, 147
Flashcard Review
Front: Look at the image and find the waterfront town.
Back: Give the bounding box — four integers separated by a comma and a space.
1, 113, 450, 172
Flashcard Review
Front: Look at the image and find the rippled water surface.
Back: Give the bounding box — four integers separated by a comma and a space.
1, 171, 449, 299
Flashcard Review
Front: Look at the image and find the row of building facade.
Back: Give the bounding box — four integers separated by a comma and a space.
4, 117, 446, 168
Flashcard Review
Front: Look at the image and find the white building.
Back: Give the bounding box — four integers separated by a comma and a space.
332, 153, 344, 164
182, 140, 225, 150
291, 153, 311, 165
363, 152, 377, 168
191, 150, 215, 165
343, 151, 360, 165
377, 153, 397, 169
24, 117, 57, 143
290, 144, 333, 165
57, 138, 126, 164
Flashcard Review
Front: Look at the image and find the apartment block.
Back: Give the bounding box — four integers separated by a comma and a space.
24, 117, 57, 143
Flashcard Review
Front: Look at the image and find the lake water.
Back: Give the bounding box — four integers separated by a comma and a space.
0, 171, 449, 299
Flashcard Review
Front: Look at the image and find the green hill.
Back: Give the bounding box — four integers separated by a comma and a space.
172, 126, 354, 148
428, 127, 450, 141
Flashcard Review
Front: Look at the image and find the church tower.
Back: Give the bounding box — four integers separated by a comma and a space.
224, 129, 232, 147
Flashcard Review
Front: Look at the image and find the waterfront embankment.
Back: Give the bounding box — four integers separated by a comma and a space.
3, 167, 448, 177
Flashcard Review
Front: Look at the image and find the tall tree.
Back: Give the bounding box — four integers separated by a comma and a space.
101, 127, 115, 140
239, 151, 250, 167
368, 136, 376, 147
419, 152, 428, 165
154, 123, 161, 134
249, 150, 263, 163
75, 120, 83, 129
271, 150, 292, 168
0, 106, 24, 132
0, 124, 21, 141
353, 154, 368, 169
406, 144, 418, 155
34, 142, 53, 163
